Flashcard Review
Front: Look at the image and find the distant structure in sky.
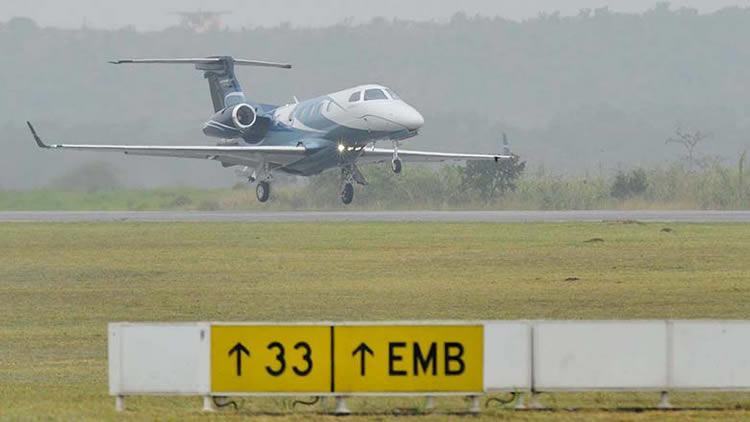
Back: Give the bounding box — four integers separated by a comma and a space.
174, 10, 228, 32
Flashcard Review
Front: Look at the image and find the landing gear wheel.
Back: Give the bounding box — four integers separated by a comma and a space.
392, 159, 402, 174
256, 181, 270, 202
341, 183, 354, 205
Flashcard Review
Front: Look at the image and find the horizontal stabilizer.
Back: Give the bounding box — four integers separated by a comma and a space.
109, 57, 292, 69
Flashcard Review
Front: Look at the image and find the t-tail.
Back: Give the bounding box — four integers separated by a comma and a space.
109, 56, 292, 142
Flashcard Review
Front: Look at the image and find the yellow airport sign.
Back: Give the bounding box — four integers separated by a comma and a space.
211, 325, 331, 393
333, 325, 483, 393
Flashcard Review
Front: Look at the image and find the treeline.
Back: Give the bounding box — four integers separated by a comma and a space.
2, 159, 747, 210
265, 159, 750, 210
1, 6, 750, 189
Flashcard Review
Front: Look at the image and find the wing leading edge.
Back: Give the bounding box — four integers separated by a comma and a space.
26, 122, 306, 168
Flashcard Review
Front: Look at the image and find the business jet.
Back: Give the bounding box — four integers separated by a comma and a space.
27, 56, 511, 204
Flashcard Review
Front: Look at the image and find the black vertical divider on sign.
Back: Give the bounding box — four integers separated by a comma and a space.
330, 325, 335, 393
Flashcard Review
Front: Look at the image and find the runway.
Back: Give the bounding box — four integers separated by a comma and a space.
1, 210, 749, 223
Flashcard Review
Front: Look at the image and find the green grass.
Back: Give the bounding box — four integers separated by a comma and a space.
2, 222, 750, 420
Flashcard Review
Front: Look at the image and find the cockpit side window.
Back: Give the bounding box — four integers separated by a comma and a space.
385, 88, 401, 100
348, 91, 361, 102
364, 89, 388, 101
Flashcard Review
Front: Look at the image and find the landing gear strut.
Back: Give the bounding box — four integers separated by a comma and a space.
256, 181, 270, 202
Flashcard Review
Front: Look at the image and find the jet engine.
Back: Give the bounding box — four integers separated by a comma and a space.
203, 103, 257, 138
230, 103, 257, 129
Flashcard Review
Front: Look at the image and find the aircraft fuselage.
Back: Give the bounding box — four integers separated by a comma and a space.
203, 84, 424, 176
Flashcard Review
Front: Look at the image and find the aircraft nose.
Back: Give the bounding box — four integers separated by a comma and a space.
401, 106, 424, 131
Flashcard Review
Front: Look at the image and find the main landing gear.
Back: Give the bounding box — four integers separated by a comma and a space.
250, 163, 272, 203
340, 165, 368, 205
391, 158, 402, 174
341, 183, 354, 205
256, 181, 270, 202
340, 165, 355, 205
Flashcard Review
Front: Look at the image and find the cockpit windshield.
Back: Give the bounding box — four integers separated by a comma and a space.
364, 88, 388, 101
385, 88, 400, 100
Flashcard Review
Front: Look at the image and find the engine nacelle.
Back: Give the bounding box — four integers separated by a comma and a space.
203, 103, 257, 138
231, 103, 257, 129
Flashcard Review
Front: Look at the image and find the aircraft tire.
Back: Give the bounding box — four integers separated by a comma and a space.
256, 181, 271, 202
392, 159, 402, 174
341, 183, 354, 205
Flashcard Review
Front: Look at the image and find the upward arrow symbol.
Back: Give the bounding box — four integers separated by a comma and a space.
228, 342, 250, 376
352, 342, 374, 376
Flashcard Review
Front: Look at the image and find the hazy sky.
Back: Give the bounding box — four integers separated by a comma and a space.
2, 0, 748, 30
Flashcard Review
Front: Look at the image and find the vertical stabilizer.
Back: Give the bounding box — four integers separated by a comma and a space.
196, 56, 245, 112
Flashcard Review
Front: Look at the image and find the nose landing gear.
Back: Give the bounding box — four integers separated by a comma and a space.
391, 141, 402, 174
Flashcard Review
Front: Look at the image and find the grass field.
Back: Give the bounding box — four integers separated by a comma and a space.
2, 222, 750, 420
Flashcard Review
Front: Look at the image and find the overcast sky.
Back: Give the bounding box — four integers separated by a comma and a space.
2, 0, 748, 30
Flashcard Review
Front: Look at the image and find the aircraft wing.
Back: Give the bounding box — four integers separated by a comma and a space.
357, 146, 513, 164
26, 122, 306, 168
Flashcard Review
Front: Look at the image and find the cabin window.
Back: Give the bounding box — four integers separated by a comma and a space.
364, 89, 388, 101
348, 91, 361, 102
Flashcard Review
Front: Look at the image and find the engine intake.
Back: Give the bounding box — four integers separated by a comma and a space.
232, 103, 256, 129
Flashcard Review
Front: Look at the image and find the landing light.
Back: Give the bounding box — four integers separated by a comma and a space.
337, 144, 345, 152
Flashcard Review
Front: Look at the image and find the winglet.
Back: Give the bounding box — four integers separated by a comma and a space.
26, 121, 50, 148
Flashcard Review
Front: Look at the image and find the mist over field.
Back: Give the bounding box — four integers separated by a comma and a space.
1, 3, 749, 192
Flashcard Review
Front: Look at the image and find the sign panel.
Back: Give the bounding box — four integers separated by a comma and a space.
109, 323, 210, 395
671, 321, 750, 389
533, 321, 668, 390
483, 322, 531, 391
211, 325, 331, 393
333, 325, 483, 392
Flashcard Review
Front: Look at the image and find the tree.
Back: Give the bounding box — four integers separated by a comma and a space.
611, 168, 648, 199
461, 155, 526, 202
666, 128, 710, 171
